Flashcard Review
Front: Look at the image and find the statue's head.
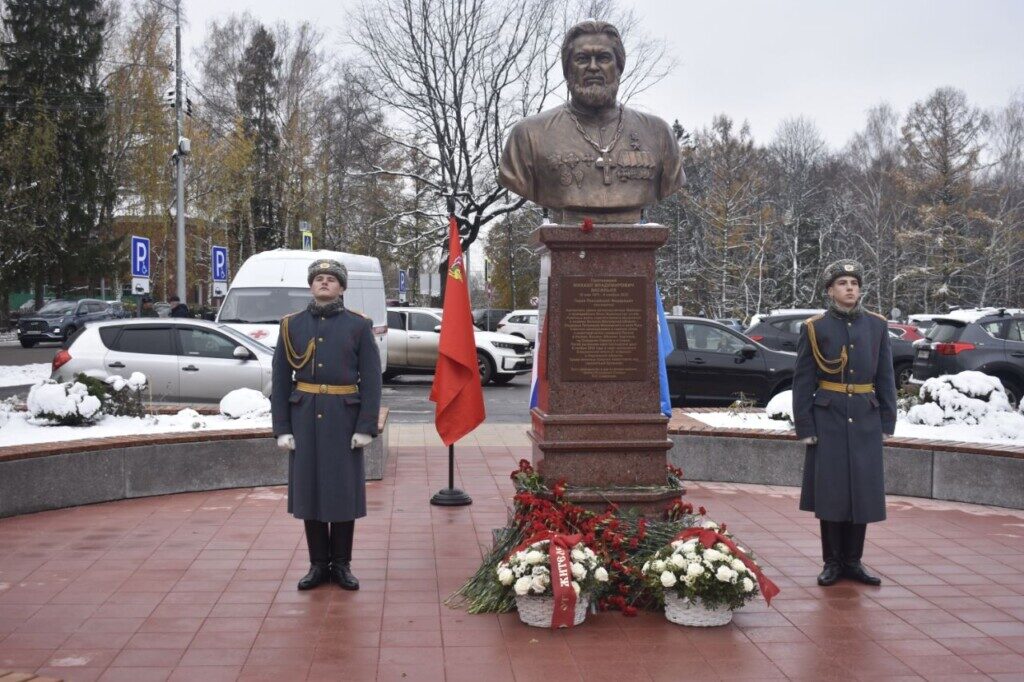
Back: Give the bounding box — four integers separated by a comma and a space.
561, 20, 625, 110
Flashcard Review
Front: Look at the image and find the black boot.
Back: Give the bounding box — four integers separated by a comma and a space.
329, 521, 359, 591
298, 520, 331, 590
841, 522, 881, 585
817, 520, 843, 587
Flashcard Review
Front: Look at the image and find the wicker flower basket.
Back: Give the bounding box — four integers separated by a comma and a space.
515, 594, 590, 628
663, 592, 733, 627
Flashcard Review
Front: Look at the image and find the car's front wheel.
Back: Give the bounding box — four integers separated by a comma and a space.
894, 362, 913, 390
477, 351, 494, 385
491, 373, 515, 385
19, 339, 35, 348
62, 325, 77, 342
1000, 377, 1022, 410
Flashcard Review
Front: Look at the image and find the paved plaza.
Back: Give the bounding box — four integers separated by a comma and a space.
1, 423, 1023, 681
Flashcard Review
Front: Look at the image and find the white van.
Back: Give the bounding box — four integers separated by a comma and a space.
216, 249, 388, 371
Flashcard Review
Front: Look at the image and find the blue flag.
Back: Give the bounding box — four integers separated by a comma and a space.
655, 284, 674, 417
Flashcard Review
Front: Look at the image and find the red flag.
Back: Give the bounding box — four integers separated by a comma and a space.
430, 217, 486, 445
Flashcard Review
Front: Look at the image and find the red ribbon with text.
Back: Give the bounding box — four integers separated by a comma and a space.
509, 531, 584, 628
673, 527, 780, 607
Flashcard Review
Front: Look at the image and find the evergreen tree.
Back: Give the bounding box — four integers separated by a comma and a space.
236, 24, 281, 251
0, 0, 115, 303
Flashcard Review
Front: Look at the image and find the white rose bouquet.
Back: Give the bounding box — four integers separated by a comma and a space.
640, 530, 763, 612
495, 539, 610, 600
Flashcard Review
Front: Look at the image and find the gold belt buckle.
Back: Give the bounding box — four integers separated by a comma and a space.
319, 384, 328, 394
846, 384, 855, 394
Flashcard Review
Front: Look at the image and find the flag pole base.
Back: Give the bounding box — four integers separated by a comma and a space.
430, 488, 473, 506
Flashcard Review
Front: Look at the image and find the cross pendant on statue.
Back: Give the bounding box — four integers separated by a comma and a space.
595, 153, 616, 185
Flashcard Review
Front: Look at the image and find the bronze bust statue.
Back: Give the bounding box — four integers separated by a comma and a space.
498, 20, 685, 224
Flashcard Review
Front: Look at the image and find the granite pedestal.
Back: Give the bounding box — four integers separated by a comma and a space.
529, 224, 679, 513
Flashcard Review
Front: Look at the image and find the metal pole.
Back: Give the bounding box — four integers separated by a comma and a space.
429, 444, 472, 507
174, 0, 186, 303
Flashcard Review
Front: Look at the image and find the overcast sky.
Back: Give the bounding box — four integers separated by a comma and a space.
180, 0, 1024, 149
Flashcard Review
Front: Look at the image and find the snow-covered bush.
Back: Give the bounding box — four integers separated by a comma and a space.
220, 388, 270, 419
26, 372, 148, 426
906, 371, 1024, 439
27, 380, 104, 426
176, 408, 206, 429
907, 371, 1011, 426
765, 390, 793, 423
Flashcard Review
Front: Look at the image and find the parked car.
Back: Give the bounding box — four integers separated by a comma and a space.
745, 310, 916, 388
745, 311, 823, 352
495, 309, 538, 344
665, 316, 795, 406
385, 307, 531, 385
715, 318, 745, 333
472, 308, 512, 332
51, 318, 274, 403
17, 299, 114, 347
105, 301, 129, 319
910, 307, 1024, 407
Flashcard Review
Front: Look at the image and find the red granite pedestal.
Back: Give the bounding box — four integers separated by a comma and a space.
529, 224, 680, 513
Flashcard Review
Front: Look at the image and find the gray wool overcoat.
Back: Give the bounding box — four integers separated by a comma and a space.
792, 309, 897, 524
271, 305, 382, 522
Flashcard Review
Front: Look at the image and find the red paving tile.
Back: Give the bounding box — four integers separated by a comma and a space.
1, 436, 1023, 680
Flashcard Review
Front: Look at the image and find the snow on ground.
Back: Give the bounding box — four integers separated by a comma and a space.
219, 388, 271, 419
0, 406, 270, 447
0, 364, 50, 387
685, 410, 1024, 446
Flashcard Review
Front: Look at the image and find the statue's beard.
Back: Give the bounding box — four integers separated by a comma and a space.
569, 79, 619, 110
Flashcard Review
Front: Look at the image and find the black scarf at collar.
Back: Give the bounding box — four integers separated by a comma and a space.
307, 298, 345, 317
827, 297, 864, 321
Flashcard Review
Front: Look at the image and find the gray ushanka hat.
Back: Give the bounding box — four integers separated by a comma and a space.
821, 259, 863, 291
307, 259, 348, 287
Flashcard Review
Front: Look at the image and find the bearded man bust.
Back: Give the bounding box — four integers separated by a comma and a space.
498, 20, 685, 224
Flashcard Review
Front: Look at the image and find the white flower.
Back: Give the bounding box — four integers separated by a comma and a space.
652, 560, 666, 573
571, 548, 586, 562
680, 540, 698, 553
525, 550, 546, 565
530, 576, 548, 594
660, 570, 677, 588
686, 563, 705, 578
670, 554, 687, 569
497, 567, 514, 585
716, 566, 736, 583
716, 543, 732, 555
571, 563, 586, 580
584, 547, 596, 558
642, 561, 650, 574
514, 576, 532, 595
742, 577, 755, 593
572, 581, 581, 596
595, 567, 609, 582
531, 565, 549, 576
514, 551, 528, 563
731, 559, 747, 573
702, 520, 719, 529
671, 540, 684, 549
685, 552, 698, 561
702, 549, 725, 563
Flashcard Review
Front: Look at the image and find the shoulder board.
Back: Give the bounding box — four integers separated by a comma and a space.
346, 308, 368, 319
805, 313, 825, 324
867, 311, 887, 321
281, 311, 301, 321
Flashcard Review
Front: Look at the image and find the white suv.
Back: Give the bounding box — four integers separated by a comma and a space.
385, 307, 532, 384
496, 309, 538, 344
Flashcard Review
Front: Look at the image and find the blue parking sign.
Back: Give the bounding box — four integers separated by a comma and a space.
398, 269, 407, 293
131, 236, 150, 277
212, 245, 228, 282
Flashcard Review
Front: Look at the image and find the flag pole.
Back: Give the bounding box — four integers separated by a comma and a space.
430, 444, 472, 506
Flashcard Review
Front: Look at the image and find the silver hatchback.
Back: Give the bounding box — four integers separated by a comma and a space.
51, 319, 275, 403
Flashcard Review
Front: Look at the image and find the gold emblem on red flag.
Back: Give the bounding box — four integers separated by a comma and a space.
448, 255, 464, 282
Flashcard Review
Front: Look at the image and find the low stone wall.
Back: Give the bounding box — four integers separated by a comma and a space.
668, 410, 1024, 510
0, 408, 389, 518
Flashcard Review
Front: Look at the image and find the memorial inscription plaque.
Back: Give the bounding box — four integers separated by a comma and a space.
559, 276, 646, 381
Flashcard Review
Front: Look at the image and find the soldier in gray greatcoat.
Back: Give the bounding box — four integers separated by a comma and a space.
271, 259, 382, 591
792, 260, 897, 587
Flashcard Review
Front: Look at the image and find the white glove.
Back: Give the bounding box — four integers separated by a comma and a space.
801, 436, 818, 445
277, 434, 295, 450
351, 433, 373, 449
